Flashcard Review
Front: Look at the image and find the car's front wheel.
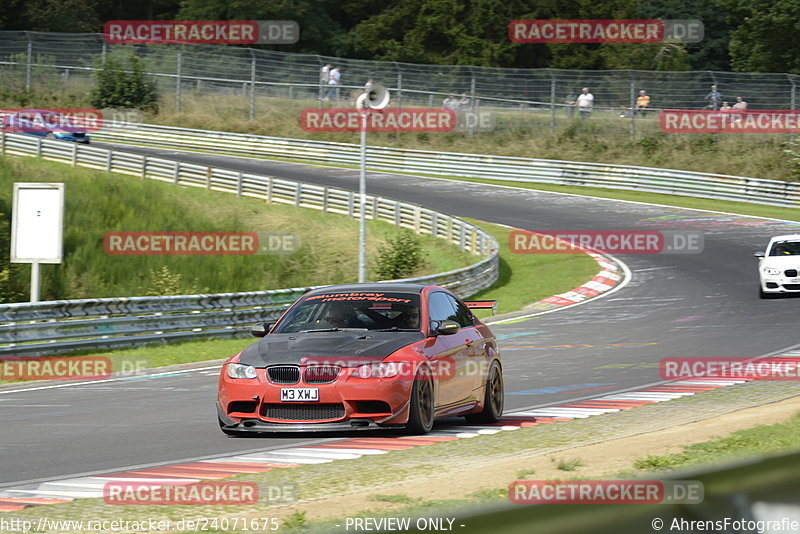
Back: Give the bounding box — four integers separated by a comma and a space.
759, 287, 777, 299
405, 366, 434, 435
465, 360, 504, 424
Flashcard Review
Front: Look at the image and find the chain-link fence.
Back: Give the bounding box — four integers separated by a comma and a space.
1, 31, 799, 135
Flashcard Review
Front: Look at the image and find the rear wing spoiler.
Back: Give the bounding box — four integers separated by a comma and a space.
464, 300, 497, 315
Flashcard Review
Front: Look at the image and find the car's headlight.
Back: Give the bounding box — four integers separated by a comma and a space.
355, 362, 401, 379
227, 363, 258, 379
762, 267, 781, 275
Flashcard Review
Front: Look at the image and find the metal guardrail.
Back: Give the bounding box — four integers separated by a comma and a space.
0, 132, 499, 356
94, 122, 800, 208
444, 449, 800, 534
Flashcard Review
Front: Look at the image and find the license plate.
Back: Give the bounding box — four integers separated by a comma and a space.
280, 388, 319, 402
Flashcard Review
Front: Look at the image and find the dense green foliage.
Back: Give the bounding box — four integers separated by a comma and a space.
374, 231, 427, 280
3, 0, 800, 73
89, 56, 159, 111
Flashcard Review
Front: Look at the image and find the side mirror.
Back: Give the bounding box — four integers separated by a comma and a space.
754, 252, 765, 259
250, 322, 272, 338
435, 320, 461, 336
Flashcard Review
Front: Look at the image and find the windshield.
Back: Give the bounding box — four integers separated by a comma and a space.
274, 291, 422, 333
768, 241, 800, 256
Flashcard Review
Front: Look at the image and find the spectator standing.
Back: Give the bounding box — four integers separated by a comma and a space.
577, 87, 593, 120
704, 85, 722, 110
636, 90, 650, 117
565, 90, 577, 118
321, 64, 332, 84
326, 67, 341, 101
442, 94, 459, 110
458, 92, 470, 110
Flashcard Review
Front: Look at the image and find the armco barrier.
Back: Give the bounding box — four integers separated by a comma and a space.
0, 133, 498, 356
91, 122, 800, 208
438, 449, 800, 534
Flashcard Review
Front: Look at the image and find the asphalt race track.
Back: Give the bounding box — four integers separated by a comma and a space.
2, 141, 799, 488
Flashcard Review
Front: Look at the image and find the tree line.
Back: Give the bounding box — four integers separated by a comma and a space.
1, 0, 798, 73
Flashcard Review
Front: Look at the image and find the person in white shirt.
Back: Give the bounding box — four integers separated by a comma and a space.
326, 67, 341, 101
577, 87, 594, 120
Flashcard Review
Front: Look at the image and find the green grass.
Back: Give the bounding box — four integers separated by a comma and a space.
632, 412, 800, 473
0, 155, 475, 301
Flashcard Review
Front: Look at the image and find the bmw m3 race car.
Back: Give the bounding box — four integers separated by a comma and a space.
217, 283, 503, 435
755, 234, 800, 298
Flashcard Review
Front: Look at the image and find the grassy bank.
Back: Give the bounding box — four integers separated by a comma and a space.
1, 87, 797, 182
0, 156, 478, 302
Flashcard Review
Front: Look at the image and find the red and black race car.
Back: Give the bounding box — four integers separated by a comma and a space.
217, 283, 503, 435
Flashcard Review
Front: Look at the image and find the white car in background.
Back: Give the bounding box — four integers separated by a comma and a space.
755, 235, 800, 298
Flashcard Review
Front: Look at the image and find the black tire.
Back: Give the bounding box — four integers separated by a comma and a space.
760, 287, 776, 299
465, 360, 504, 424
405, 366, 435, 435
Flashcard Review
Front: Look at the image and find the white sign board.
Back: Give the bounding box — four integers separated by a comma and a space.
11, 183, 65, 263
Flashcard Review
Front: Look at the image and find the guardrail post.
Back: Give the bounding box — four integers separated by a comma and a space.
446, 217, 453, 244
173, 161, 180, 184
72, 143, 78, 167
266, 176, 273, 203
394, 203, 401, 225
348, 192, 354, 218
470, 229, 477, 254
36, 137, 42, 158
141, 155, 147, 179
236, 172, 243, 197
294, 183, 302, 206
459, 224, 467, 251
206, 167, 212, 189
106, 150, 112, 171
322, 186, 328, 212
414, 207, 422, 233
372, 196, 378, 220
431, 212, 439, 237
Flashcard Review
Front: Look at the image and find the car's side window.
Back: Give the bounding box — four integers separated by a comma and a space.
448, 295, 476, 328
428, 291, 458, 325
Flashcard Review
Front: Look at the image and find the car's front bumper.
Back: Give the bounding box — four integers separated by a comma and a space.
217, 401, 407, 433
760, 277, 800, 293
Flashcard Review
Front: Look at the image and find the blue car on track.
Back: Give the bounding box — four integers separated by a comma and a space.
1, 108, 91, 143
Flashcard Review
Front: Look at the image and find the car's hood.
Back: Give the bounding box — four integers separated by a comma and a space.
237, 330, 426, 367
761, 256, 800, 269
